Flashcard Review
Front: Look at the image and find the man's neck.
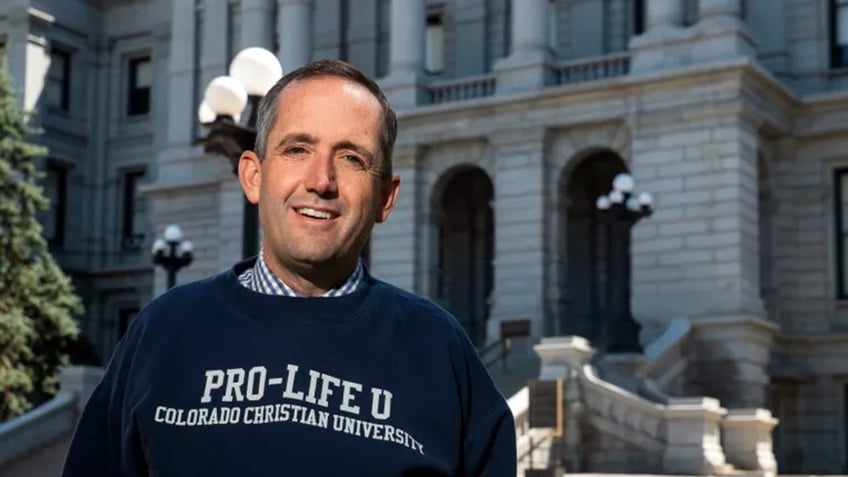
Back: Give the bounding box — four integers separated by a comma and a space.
261, 249, 358, 297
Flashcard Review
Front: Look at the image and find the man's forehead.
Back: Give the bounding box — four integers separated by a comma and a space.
278, 75, 379, 106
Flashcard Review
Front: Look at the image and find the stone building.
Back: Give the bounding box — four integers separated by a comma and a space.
1, 0, 848, 474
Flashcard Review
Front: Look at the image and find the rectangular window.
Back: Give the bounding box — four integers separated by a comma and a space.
46, 47, 71, 111
633, 0, 645, 35
425, 10, 444, 75
833, 0, 848, 68
835, 168, 848, 298
43, 164, 67, 247
122, 170, 146, 250
127, 56, 151, 116
547, 0, 558, 51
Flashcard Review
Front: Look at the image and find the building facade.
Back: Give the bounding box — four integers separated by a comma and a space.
2, 0, 848, 473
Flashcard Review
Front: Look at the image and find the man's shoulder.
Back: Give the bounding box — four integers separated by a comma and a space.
368, 278, 466, 341
133, 271, 226, 328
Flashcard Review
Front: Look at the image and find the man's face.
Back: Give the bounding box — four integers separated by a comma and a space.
239, 76, 400, 270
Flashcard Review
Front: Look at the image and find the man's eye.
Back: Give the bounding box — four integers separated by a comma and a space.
344, 155, 364, 167
286, 146, 308, 155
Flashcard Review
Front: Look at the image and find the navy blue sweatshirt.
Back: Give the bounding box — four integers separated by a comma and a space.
62, 259, 516, 476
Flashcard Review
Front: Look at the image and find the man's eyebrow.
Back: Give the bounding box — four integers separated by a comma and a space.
274, 133, 318, 150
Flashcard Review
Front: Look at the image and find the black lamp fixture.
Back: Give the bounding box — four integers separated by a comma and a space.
197, 47, 283, 259
595, 172, 654, 354
152, 224, 194, 290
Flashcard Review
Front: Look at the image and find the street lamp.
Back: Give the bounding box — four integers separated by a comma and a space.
595, 172, 654, 354
198, 47, 283, 259
152, 224, 194, 289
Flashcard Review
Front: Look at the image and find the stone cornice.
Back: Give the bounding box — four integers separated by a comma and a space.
794, 89, 848, 139
396, 57, 803, 147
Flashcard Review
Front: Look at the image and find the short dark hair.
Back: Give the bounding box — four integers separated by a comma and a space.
253, 59, 397, 180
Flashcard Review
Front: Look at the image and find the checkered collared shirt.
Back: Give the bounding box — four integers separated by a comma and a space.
238, 248, 364, 297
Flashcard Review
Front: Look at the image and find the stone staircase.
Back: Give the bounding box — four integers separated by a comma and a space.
505, 319, 778, 477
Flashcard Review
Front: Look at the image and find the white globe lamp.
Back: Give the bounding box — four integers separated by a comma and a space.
229, 47, 283, 96
203, 76, 248, 118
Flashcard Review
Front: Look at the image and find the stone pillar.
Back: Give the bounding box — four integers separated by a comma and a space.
534, 336, 596, 473
698, 0, 742, 23
5, 0, 29, 108
200, 0, 229, 90
379, 0, 426, 109
240, 0, 275, 50
629, 0, 687, 72
688, 317, 778, 409
487, 128, 547, 343
369, 146, 421, 293
277, 0, 313, 73
164, 0, 197, 149
645, 0, 684, 31
493, 0, 550, 93
630, 112, 766, 321
510, 0, 548, 56
692, 0, 755, 61
389, 0, 425, 76
722, 409, 779, 476
663, 397, 729, 474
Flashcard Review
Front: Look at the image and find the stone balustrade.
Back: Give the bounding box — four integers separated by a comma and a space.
722, 408, 779, 477
425, 73, 497, 105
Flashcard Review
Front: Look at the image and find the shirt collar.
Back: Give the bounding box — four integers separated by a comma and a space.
243, 247, 364, 297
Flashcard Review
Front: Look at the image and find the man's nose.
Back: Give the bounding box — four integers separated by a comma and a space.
303, 152, 337, 196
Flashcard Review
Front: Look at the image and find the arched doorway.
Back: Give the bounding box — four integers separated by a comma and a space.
559, 150, 627, 345
433, 167, 494, 346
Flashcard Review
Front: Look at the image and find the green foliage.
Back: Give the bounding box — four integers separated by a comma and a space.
0, 49, 82, 421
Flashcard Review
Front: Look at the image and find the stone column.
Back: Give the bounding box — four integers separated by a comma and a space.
164, 0, 197, 149
645, 0, 684, 31
698, 0, 742, 22
487, 127, 548, 344
389, 0, 425, 76
240, 0, 275, 50
663, 397, 728, 474
692, 0, 754, 61
534, 336, 595, 473
379, 0, 426, 109
510, 0, 547, 56
722, 409, 779, 476
369, 146, 422, 293
629, 0, 687, 72
200, 0, 229, 96
277, 0, 313, 73
493, 0, 550, 93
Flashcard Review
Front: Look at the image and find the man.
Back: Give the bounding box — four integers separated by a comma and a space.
62, 60, 516, 476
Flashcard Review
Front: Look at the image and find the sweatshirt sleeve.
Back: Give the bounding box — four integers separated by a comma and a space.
463, 398, 517, 477
61, 318, 148, 476
450, 324, 517, 477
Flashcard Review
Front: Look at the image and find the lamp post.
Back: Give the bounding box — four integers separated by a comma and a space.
198, 47, 283, 259
595, 172, 654, 354
152, 224, 194, 289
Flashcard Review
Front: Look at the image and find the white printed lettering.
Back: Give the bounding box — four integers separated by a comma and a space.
245, 366, 267, 401
370, 388, 392, 420
282, 364, 304, 401
201, 370, 225, 403
223, 368, 245, 402
339, 380, 362, 415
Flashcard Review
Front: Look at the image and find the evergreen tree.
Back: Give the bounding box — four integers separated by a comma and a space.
0, 48, 82, 421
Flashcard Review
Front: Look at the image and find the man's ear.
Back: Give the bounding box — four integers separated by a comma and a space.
375, 173, 401, 224
238, 150, 262, 205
